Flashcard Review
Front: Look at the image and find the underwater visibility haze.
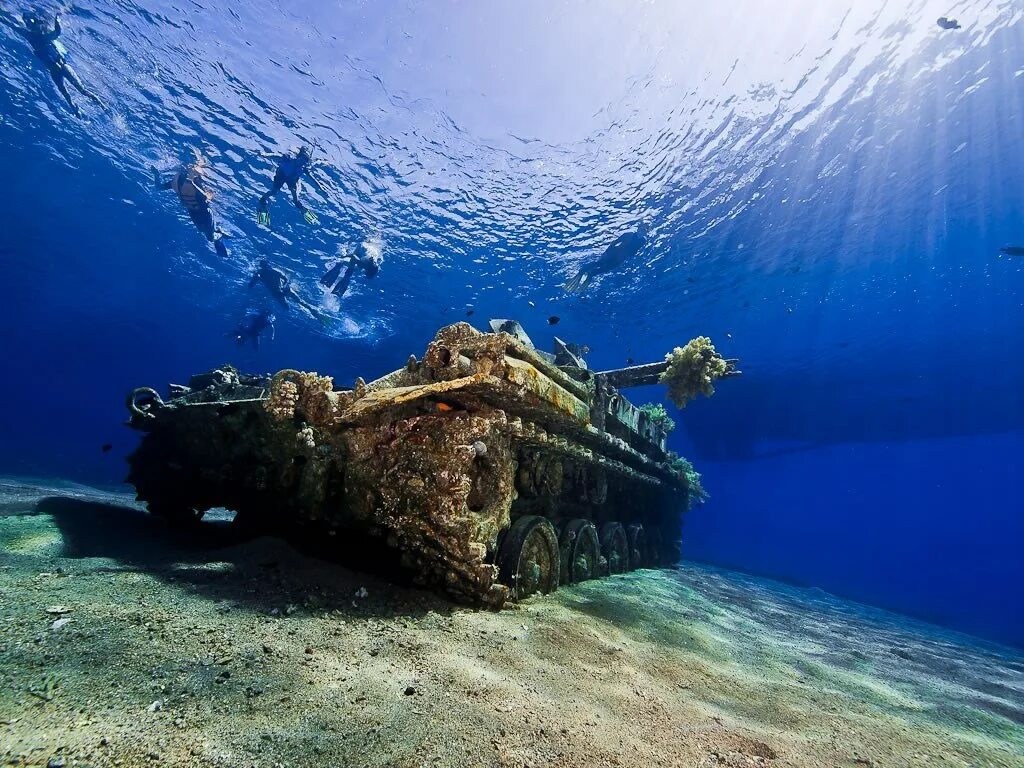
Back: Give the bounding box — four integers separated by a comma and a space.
1, 1, 1024, 764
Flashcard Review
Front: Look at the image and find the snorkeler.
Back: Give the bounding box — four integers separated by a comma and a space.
152, 152, 229, 257
249, 260, 319, 316
564, 227, 647, 293
256, 145, 326, 227
227, 309, 275, 350
320, 241, 383, 299
1, 11, 105, 117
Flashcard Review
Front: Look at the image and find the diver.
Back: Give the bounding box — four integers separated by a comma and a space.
227, 309, 275, 350
564, 226, 647, 293
999, 246, 1024, 257
249, 260, 319, 316
1, 11, 105, 117
256, 144, 326, 227
152, 151, 229, 257
320, 241, 383, 299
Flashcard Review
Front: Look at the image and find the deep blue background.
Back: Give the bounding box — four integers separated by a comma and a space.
1, 1, 1022, 646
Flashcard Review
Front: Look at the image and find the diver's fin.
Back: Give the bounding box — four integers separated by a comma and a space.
215, 238, 229, 258
320, 261, 343, 287
257, 208, 271, 227
303, 209, 320, 226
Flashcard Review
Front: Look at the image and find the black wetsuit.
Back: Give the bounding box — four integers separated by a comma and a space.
230, 311, 274, 350
320, 244, 382, 299
259, 150, 314, 212
14, 15, 103, 116
565, 229, 646, 292
249, 263, 317, 314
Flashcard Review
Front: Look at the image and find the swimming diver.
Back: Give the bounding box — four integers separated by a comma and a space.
249, 260, 319, 316
256, 145, 326, 226
1, 10, 105, 117
564, 227, 647, 293
152, 151, 229, 257
999, 246, 1024, 257
227, 309, 275, 350
320, 241, 383, 299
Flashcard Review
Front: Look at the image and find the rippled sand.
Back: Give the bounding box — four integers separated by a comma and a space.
1, 478, 1021, 768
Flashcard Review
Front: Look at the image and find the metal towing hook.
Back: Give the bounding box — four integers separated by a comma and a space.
126, 387, 164, 424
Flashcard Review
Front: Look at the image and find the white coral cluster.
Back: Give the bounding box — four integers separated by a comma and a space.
264, 370, 338, 425
265, 376, 300, 421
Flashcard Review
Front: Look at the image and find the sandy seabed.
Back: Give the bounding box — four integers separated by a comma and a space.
0, 478, 1021, 768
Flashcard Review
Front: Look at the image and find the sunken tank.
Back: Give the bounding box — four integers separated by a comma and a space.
125, 319, 738, 607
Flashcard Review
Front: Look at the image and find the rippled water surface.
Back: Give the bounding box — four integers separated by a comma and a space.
1, 1, 1023, 645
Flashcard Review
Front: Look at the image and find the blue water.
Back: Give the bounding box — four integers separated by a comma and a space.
1, 1, 1022, 646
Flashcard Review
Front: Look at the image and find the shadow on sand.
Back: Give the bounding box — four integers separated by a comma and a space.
34, 495, 453, 621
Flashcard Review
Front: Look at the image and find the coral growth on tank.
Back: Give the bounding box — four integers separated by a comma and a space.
669, 454, 709, 508
660, 337, 729, 409
640, 402, 676, 433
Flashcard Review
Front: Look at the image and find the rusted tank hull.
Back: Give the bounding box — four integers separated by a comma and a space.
124, 321, 727, 606
127, 394, 685, 606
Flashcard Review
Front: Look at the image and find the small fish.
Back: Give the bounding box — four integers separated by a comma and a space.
936, 16, 961, 30
1000, 246, 1024, 257
465, 309, 474, 317
101, 443, 112, 453
686, 276, 697, 284
436, 402, 454, 412
626, 357, 635, 365
548, 315, 560, 325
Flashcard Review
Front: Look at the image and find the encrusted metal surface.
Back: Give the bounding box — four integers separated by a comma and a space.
125, 321, 728, 605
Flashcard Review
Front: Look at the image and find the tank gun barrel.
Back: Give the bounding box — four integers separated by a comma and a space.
596, 356, 741, 390
595, 361, 670, 389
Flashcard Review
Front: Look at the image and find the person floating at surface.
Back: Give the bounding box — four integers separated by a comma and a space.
320, 241, 383, 299
152, 151, 229, 257
249, 260, 319, 316
227, 309, 275, 350
563, 226, 647, 293
256, 145, 326, 227
1, 11, 105, 117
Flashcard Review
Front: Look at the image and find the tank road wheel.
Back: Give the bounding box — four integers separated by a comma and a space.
646, 526, 664, 567
559, 519, 601, 585
497, 515, 561, 600
627, 524, 648, 570
600, 522, 630, 574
